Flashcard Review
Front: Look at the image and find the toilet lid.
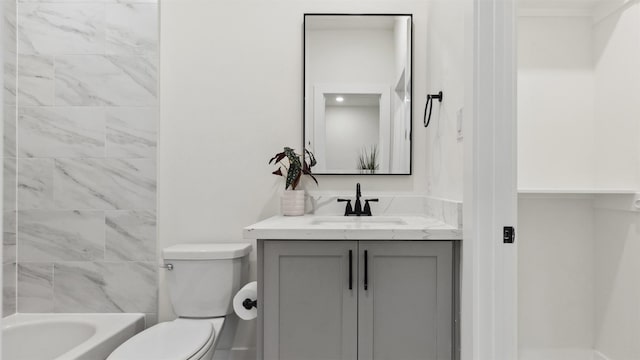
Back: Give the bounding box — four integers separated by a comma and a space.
107, 319, 214, 360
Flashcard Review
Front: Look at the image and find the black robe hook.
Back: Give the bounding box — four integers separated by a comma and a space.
423, 91, 443, 127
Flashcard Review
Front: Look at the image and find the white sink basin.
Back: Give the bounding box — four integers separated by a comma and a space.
309, 216, 408, 227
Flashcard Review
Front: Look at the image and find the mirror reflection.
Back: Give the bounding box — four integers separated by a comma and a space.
304, 14, 412, 174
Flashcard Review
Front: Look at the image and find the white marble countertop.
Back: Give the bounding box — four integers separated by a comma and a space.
243, 215, 462, 240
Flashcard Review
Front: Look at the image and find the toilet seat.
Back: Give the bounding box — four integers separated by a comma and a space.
107, 319, 215, 360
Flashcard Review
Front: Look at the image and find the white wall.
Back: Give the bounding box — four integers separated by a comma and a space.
594, 207, 640, 360
325, 105, 380, 171
159, 0, 430, 350
518, 196, 595, 353
592, 4, 640, 359
518, 6, 640, 192
519, 196, 640, 360
425, 0, 465, 201
518, 16, 596, 190
306, 29, 395, 85
517, 14, 599, 358
593, 2, 640, 190
518, 4, 640, 359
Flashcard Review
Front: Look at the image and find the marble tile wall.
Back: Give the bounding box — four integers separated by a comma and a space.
4, 0, 158, 321
3, 0, 18, 317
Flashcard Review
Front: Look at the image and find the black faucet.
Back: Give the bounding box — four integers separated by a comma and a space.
354, 183, 362, 214
337, 183, 379, 216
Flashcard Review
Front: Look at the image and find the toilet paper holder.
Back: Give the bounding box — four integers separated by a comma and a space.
242, 298, 257, 310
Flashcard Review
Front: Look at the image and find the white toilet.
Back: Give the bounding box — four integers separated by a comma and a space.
107, 243, 252, 360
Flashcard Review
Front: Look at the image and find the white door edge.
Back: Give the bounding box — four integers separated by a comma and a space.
462, 0, 518, 359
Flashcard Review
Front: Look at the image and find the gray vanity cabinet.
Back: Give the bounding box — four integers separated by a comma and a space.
357, 241, 452, 360
261, 240, 453, 360
262, 241, 358, 360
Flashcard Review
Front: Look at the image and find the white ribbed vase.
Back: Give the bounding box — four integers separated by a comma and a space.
281, 190, 305, 216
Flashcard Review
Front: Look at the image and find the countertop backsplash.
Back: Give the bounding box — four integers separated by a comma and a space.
306, 191, 462, 229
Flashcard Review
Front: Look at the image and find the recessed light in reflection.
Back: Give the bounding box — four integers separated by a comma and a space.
336, 96, 344, 102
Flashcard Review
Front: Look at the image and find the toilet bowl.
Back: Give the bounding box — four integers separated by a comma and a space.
107, 243, 251, 360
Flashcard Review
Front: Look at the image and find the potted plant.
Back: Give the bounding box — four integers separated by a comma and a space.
270, 147, 318, 216
357, 145, 379, 174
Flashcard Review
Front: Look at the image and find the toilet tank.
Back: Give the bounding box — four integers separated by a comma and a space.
163, 243, 251, 318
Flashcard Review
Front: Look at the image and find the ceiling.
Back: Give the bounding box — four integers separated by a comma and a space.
324, 94, 381, 107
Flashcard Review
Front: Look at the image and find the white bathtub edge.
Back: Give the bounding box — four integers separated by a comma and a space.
2, 313, 145, 360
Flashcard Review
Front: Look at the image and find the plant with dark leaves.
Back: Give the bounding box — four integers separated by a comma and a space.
269, 147, 318, 190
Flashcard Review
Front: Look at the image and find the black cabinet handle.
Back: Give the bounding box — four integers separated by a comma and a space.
348, 250, 353, 290
364, 250, 368, 291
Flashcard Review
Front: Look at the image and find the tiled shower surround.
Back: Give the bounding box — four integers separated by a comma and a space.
3, 0, 158, 320
3, 0, 18, 316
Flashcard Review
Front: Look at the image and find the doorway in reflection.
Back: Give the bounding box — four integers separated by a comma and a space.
324, 94, 381, 173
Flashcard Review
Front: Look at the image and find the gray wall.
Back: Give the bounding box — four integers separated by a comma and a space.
3, 0, 158, 321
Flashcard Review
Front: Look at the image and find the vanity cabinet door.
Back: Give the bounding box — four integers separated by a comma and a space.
263, 241, 358, 360
357, 241, 453, 360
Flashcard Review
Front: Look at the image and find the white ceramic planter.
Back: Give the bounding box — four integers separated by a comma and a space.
281, 190, 305, 216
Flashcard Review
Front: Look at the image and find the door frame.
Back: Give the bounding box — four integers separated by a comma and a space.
311, 84, 392, 173
461, 0, 518, 359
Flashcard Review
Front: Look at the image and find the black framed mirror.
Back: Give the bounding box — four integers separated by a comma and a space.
304, 14, 413, 175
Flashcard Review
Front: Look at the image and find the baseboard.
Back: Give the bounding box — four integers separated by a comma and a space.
226, 347, 611, 360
